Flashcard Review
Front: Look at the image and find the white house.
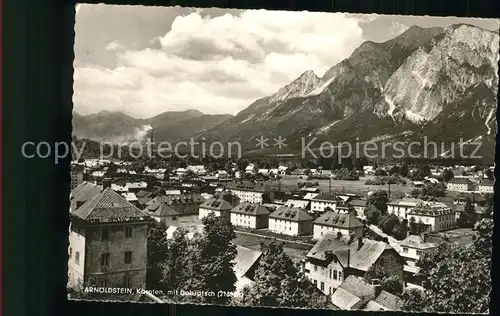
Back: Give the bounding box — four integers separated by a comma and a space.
387, 198, 424, 220
186, 165, 206, 175
227, 181, 273, 204
258, 169, 270, 176
348, 199, 368, 219
446, 178, 475, 192
198, 197, 233, 221
245, 164, 258, 174
407, 206, 455, 232
313, 209, 364, 240
304, 233, 404, 297
310, 194, 342, 213
478, 179, 494, 193
268, 206, 313, 236
230, 203, 270, 229
284, 199, 310, 209
399, 234, 438, 276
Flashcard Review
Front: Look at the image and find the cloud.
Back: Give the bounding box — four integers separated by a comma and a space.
389, 21, 410, 37
105, 40, 124, 51
74, 9, 366, 118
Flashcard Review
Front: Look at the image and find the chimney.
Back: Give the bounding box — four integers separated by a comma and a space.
102, 178, 112, 190
373, 282, 382, 297
357, 237, 363, 250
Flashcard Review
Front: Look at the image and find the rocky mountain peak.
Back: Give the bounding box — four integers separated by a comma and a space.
268, 70, 320, 103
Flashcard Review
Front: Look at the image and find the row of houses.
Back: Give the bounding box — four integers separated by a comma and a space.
446, 177, 494, 193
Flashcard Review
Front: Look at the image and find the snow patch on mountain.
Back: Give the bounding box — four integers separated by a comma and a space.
485, 108, 495, 135
269, 70, 320, 103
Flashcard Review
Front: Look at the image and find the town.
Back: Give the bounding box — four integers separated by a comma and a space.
67, 152, 494, 312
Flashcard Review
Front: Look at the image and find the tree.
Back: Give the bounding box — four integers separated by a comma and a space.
381, 275, 404, 296
400, 162, 409, 177
364, 263, 389, 282
183, 213, 238, 305
364, 205, 381, 225
379, 214, 400, 235
367, 190, 389, 214
147, 220, 169, 289
402, 288, 426, 311
161, 228, 190, 291
421, 183, 446, 197
374, 168, 388, 176
239, 241, 329, 308
392, 223, 408, 240
442, 169, 454, 182
408, 221, 492, 314
457, 198, 477, 228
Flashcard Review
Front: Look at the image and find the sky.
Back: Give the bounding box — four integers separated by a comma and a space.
74, 4, 499, 118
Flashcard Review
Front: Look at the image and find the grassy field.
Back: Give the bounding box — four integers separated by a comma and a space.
273, 175, 413, 198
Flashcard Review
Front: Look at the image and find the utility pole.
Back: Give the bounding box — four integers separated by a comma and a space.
329, 177, 332, 194
388, 183, 391, 199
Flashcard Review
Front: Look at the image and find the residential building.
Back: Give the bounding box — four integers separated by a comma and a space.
70, 165, 84, 190
364, 290, 403, 311
330, 276, 380, 310
230, 203, 270, 229
111, 183, 129, 194
258, 169, 269, 176
313, 210, 364, 240
233, 246, 263, 297
147, 194, 205, 216
198, 197, 233, 220
407, 205, 455, 232
245, 164, 258, 174
399, 234, 438, 278
68, 183, 150, 290
284, 199, 310, 209
446, 178, 475, 192
348, 199, 368, 218
304, 232, 404, 296
186, 165, 206, 175
310, 194, 342, 213
387, 198, 424, 219
268, 206, 314, 236
478, 179, 494, 193
227, 181, 274, 204
126, 181, 148, 193
143, 201, 180, 226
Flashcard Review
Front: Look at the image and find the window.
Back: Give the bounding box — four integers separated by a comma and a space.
125, 226, 133, 238
320, 282, 324, 291
313, 279, 317, 286
402, 247, 408, 253
124, 251, 133, 264
313, 265, 318, 272
69, 247, 72, 259
333, 270, 337, 280
338, 271, 343, 280
329, 269, 332, 278
289, 227, 291, 231
101, 253, 110, 267
172, 216, 177, 220
124, 275, 132, 288
75, 251, 80, 265
329, 287, 332, 294
416, 250, 423, 256
101, 228, 110, 241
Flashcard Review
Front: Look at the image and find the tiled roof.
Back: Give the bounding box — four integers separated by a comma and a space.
200, 197, 233, 211
479, 179, 494, 186
408, 206, 454, 217
332, 276, 376, 310
311, 194, 340, 202
307, 233, 392, 272
70, 182, 102, 210
349, 199, 367, 207
231, 203, 270, 216
269, 206, 313, 222
233, 245, 262, 278
372, 290, 403, 310
399, 234, 438, 250
314, 210, 363, 228
284, 199, 310, 209
226, 181, 270, 193
144, 202, 179, 217
71, 188, 149, 223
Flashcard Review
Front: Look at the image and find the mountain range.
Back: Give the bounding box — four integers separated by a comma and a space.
73, 23, 499, 160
